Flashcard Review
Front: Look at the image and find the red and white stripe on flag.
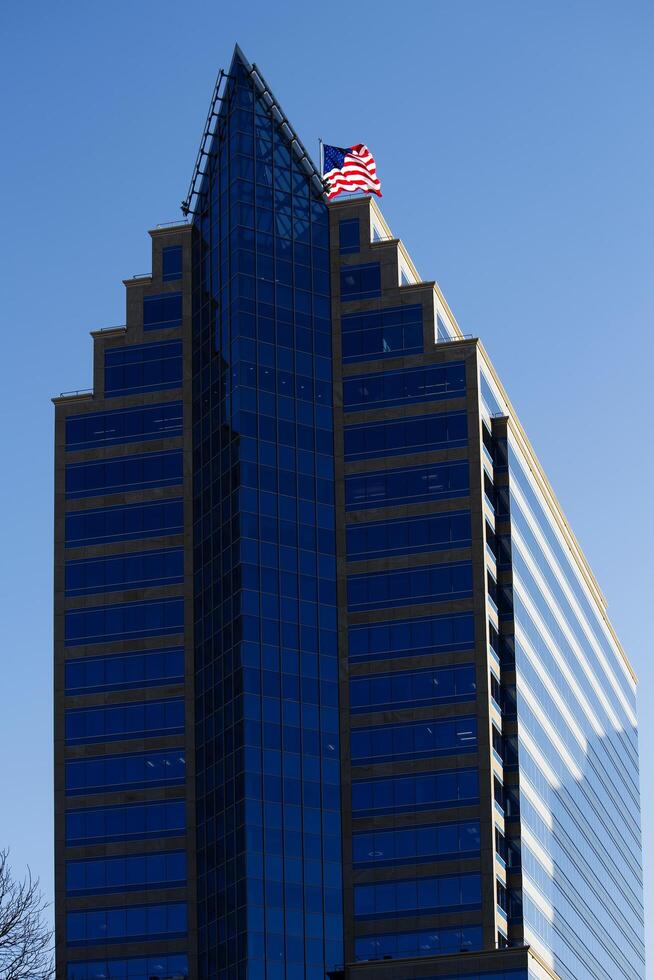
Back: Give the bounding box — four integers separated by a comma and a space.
324, 144, 382, 200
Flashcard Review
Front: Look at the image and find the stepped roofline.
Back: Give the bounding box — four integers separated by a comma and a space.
332, 192, 637, 683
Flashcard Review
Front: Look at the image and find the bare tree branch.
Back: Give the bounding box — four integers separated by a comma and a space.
0, 850, 53, 980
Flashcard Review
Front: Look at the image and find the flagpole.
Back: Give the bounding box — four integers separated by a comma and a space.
319, 138, 324, 177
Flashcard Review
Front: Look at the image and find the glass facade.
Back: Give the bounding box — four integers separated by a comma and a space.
344, 409, 467, 460
65, 402, 182, 450
65, 449, 183, 498
348, 611, 475, 663
163, 245, 183, 281
349, 663, 476, 712
143, 291, 183, 330
477, 366, 644, 978
65, 697, 185, 744
65, 498, 183, 547
104, 339, 183, 397
504, 435, 645, 978
345, 510, 471, 561
67, 955, 189, 980
340, 263, 381, 301
343, 361, 466, 411
66, 799, 187, 846
65, 547, 184, 596
64, 647, 185, 694
350, 715, 477, 764
351, 767, 479, 817
338, 219, 359, 255
345, 459, 469, 509
352, 819, 480, 867
64, 597, 184, 645
354, 925, 482, 961
55, 137, 189, 976
54, 43, 644, 980
347, 560, 472, 611
354, 872, 482, 918
190, 50, 341, 980
66, 850, 187, 896
341, 304, 423, 362
65, 748, 186, 795
67, 903, 187, 945
336, 294, 486, 969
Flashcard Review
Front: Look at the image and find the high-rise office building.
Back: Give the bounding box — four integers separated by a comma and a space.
53, 45, 645, 980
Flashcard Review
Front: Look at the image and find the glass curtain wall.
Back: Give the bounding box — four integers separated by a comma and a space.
191, 50, 343, 980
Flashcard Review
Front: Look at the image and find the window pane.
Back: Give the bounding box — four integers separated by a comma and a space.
65, 499, 183, 548
338, 219, 359, 255
104, 341, 182, 398
162, 246, 183, 282
345, 460, 469, 510
66, 402, 182, 451
66, 903, 187, 945
143, 292, 182, 331
64, 597, 184, 646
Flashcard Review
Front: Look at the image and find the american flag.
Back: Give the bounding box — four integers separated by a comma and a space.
322, 143, 382, 200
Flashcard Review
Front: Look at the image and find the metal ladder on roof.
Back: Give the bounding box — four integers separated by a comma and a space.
181, 68, 232, 217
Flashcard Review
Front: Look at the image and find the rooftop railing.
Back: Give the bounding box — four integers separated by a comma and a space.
155, 219, 191, 229
58, 388, 92, 398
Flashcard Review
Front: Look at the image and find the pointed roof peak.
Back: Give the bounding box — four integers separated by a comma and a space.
232, 43, 252, 71
182, 46, 326, 217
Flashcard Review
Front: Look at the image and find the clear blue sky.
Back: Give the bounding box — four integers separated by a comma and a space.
1, 0, 652, 961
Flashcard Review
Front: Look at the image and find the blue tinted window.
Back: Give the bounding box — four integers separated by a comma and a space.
346, 511, 471, 561
350, 664, 476, 713
342, 304, 423, 362
340, 263, 381, 300
349, 611, 474, 663
354, 873, 481, 918
347, 561, 472, 612
351, 716, 477, 765
65, 748, 186, 795
66, 450, 182, 499
480, 368, 504, 416
65, 647, 184, 695
190, 64, 343, 977
143, 292, 182, 331
237, 361, 332, 406
67, 954, 189, 980
66, 799, 186, 846
64, 597, 184, 647
344, 410, 467, 461
162, 246, 183, 282
339, 219, 360, 254
237, 411, 334, 451
67, 850, 186, 896
65, 548, 184, 597
352, 767, 479, 817
66, 402, 182, 451
65, 499, 183, 548
353, 820, 480, 868
343, 362, 466, 411
65, 697, 185, 745
346, 460, 469, 511
374, 973, 526, 980
104, 340, 182, 398
66, 902, 187, 945
437, 313, 455, 341
355, 924, 482, 961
